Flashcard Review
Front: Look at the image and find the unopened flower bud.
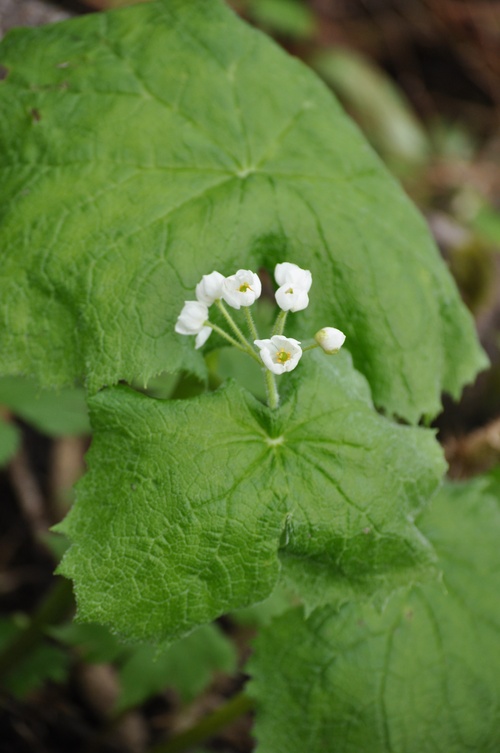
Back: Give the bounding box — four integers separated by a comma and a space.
314, 327, 346, 354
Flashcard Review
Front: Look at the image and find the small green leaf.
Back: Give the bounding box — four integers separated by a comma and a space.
0, 619, 69, 697
0, 376, 89, 436
0, 0, 485, 422
0, 419, 19, 466
248, 475, 500, 753
116, 624, 237, 711
58, 352, 444, 642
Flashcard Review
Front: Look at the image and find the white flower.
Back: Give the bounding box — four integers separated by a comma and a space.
195, 326, 212, 349
274, 262, 312, 312
222, 269, 262, 309
314, 327, 346, 354
195, 271, 225, 305
175, 300, 212, 349
254, 336, 302, 375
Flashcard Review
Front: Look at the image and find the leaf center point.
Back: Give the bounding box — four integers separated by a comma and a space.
265, 435, 284, 447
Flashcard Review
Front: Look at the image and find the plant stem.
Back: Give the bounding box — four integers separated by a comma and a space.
265, 369, 280, 410
209, 319, 261, 365
215, 300, 251, 349
244, 306, 259, 341
207, 321, 251, 354
301, 342, 320, 352
149, 691, 254, 753
272, 310, 288, 337
0, 576, 74, 684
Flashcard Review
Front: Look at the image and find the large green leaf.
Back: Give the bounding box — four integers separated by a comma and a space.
57, 352, 443, 643
0, 0, 485, 421
249, 475, 500, 753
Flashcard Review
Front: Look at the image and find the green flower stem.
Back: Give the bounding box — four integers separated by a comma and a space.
301, 342, 320, 352
265, 369, 280, 410
149, 691, 254, 753
208, 319, 261, 365
215, 300, 251, 349
0, 576, 74, 685
207, 321, 250, 354
272, 309, 288, 336
244, 306, 259, 341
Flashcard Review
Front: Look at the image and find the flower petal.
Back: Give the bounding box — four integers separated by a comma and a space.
196, 271, 225, 305
175, 301, 209, 335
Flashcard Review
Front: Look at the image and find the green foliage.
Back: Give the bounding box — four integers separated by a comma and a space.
51, 621, 127, 664
58, 352, 443, 642
246, 0, 316, 39
53, 620, 236, 711
0, 419, 19, 466
115, 624, 237, 711
0, 376, 89, 436
248, 476, 500, 753
470, 203, 500, 248
0, 2, 492, 746
0, 0, 486, 422
0, 618, 69, 697
0, 376, 88, 467
233, 583, 295, 627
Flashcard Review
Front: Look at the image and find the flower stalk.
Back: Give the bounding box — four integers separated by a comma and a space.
215, 299, 251, 350
265, 368, 280, 410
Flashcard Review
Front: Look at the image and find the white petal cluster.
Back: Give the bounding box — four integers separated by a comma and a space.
175, 301, 212, 349
314, 327, 346, 354
254, 335, 302, 375
274, 262, 312, 313
195, 271, 225, 305
175, 267, 263, 349
222, 269, 262, 310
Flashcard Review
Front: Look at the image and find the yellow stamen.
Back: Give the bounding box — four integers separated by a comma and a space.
239, 282, 252, 293
276, 349, 291, 364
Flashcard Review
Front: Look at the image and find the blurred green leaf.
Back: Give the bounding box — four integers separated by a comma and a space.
0, 418, 19, 466
115, 624, 237, 711
247, 0, 316, 39
470, 204, 500, 248
51, 621, 128, 664
0, 619, 69, 697
0, 376, 89, 436
233, 583, 295, 627
311, 49, 430, 167
207, 347, 267, 401
429, 119, 476, 160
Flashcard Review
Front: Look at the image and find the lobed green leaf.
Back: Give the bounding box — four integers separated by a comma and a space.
248, 475, 500, 753
0, 0, 486, 421
58, 352, 444, 642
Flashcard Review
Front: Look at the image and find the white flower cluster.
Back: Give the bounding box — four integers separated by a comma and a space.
175, 269, 261, 349
175, 262, 346, 382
